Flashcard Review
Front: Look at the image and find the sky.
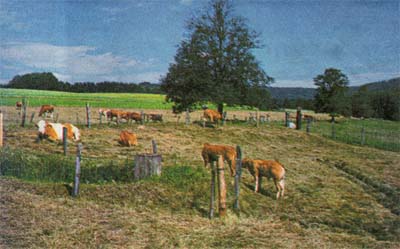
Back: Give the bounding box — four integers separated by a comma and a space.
0, 0, 399, 88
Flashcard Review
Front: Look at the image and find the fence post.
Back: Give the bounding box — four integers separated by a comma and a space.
285, 112, 290, 127
63, 127, 68, 156
306, 118, 311, 134
152, 139, 158, 154
30, 112, 35, 123
140, 111, 144, 125
0, 112, 3, 147
217, 156, 227, 217
99, 112, 102, 124
86, 103, 91, 128
73, 143, 82, 197
256, 110, 259, 127
21, 98, 27, 127
222, 111, 227, 126
296, 107, 302, 130
331, 121, 336, 139
234, 145, 242, 211
361, 126, 365, 145
209, 161, 216, 219
185, 108, 190, 125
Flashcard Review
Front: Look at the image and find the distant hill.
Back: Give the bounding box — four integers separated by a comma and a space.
268, 77, 400, 100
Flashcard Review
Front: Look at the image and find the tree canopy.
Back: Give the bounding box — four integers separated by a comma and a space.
161, 0, 273, 113
314, 68, 350, 116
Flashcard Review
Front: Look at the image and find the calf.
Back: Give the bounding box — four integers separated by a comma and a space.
201, 143, 237, 176
203, 109, 222, 123
38, 105, 54, 118
242, 158, 285, 199
118, 130, 138, 146
36, 120, 81, 142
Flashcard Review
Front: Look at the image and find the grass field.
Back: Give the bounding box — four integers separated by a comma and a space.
1, 121, 400, 248
304, 119, 400, 152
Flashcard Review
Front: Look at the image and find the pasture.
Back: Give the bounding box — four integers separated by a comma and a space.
1, 125, 400, 247
1, 91, 400, 248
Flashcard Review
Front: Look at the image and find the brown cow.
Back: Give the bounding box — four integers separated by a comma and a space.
38, 105, 54, 118
118, 130, 138, 146
201, 143, 237, 176
147, 113, 163, 122
127, 112, 143, 123
109, 109, 129, 123
242, 158, 286, 199
203, 109, 222, 123
16, 101, 22, 110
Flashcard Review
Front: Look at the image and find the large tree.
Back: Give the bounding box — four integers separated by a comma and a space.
314, 68, 350, 116
161, 0, 273, 113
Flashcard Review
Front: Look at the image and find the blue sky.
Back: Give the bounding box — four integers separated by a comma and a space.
0, 0, 399, 87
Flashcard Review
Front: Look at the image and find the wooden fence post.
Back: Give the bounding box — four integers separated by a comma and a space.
21, 98, 27, 127
99, 112, 102, 124
285, 112, 290, 127
217, 156, 227, 217
73, 143, 82, 197
296, 107, 302, 130
222, 111, 227, 126
256, 110, 259, 127
234, 145, 242, 211
185, 108, 190, 125
152, 139, 158, 154
209, 161, 216, 219
140, 111, 144, 125
63, 127, 68, 156
86, 103, 91, 128
0, 112, 3, 147
306, 118, 311, 134
361, 126, 365, 145
30, 112, 35, 123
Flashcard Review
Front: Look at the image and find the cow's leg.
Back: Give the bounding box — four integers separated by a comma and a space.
254, 175, 259, 192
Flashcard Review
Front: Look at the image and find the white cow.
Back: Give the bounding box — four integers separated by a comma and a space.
37, 120, 81, 142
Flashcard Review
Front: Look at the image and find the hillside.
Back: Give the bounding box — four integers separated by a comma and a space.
268, 77, 400, 100
1, 120, 399, 248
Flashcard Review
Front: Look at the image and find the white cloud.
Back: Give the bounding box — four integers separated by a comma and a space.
0, 42, 159, 82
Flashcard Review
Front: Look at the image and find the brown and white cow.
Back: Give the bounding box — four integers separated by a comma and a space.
98, 109, 111, 121
118, 130, 138, 146
37, 120, 81, 142
203, 109, 222, 123
201, 143, 237, 176
38, 105, 54, 118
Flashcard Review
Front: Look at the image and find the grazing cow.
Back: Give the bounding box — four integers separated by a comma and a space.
36, 120, 81, 142
203, 109, 222, 123
109, 109, 129, 123
16, 101, 22, 110
127, 112, 143, 123
118, 130, 138, 146
241, 158, 286, 199
38, 105, 54, 118
147, 113, 163, 122
201, 143, 237, 176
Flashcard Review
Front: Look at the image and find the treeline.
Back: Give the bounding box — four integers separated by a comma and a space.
3, 72, 162, 94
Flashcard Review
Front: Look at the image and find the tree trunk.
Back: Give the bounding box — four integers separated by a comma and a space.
217, 103, 224, 115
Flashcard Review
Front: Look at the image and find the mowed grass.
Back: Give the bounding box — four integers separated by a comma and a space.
1, 122, 400, 248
